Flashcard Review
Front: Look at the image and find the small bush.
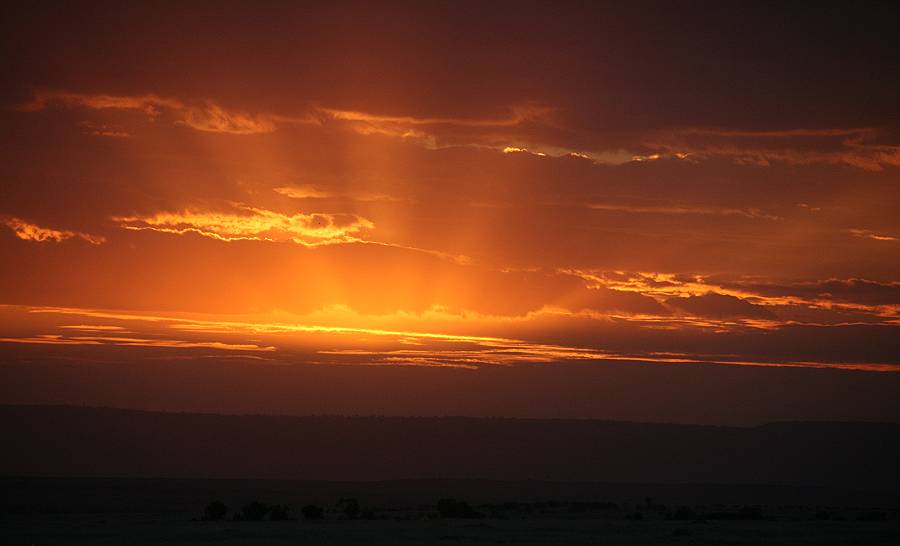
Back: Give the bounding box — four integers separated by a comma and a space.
336, 498, 360, 519
269, 504, 291, 521
302, 504, 325, 520
202, 501, 228, 521
437, 498, 484, 519
242, 501, 269, 521
672, 506, 695, 520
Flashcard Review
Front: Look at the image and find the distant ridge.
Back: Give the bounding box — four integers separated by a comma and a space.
2, 405, 898, 490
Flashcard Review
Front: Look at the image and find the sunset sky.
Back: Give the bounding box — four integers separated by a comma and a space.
2, 2, 899, 424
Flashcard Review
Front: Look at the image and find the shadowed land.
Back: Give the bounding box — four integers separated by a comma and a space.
2, 405, 899, 488
2, 406, 899, 544
2, 476, 899, 545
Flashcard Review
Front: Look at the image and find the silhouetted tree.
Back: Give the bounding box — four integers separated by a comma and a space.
269, 504, 291, 521
437, 498, 484, 519
202, 500, 228, 521
672, 506, 695, 520
302, 504, 325, 520
336, 498, 360, 519
242, 501, 269, 521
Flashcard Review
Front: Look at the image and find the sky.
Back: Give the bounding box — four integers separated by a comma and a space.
1, 2, 899, 424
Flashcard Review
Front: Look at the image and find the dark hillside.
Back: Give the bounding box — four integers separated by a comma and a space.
2, 405, 898, 490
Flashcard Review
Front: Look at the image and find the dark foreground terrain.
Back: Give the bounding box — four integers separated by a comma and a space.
4, 514, 900, 546
2, 406, 899, 544
2, 477, 899, 545
3, 405, 900, 488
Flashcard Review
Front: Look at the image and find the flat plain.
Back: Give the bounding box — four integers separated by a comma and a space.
3, 477, 899, 545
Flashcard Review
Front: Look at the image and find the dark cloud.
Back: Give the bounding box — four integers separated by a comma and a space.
711, 278, 900, 306
665, 293, 776, 320
570, 286, 668, 316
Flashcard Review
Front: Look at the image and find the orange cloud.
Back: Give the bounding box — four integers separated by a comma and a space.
112, 206, 374, 246
180, 103, 277, 134
665, 292, 776, 320
2, 217, 104, 244
315, 108, 900, 171
313, 108, 900, 171
320, 103, 551, 128
272, 185, 335, 199
587, 203, 780, 220
16, 91, 181, 114
312, 102, 560, 154
78, 121, 131, 138
19, 90, 552, 142
849, 229, 899, 242
562, 270, 900, 325
0, 334, 103, 345
19, 90, 900, 171
273, 185, 402, 202
110, 205, 469, 263
0, 333, 272, 351
18, 90, 285, 135
6, 305, 898, 373
644, 127, 900, 171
